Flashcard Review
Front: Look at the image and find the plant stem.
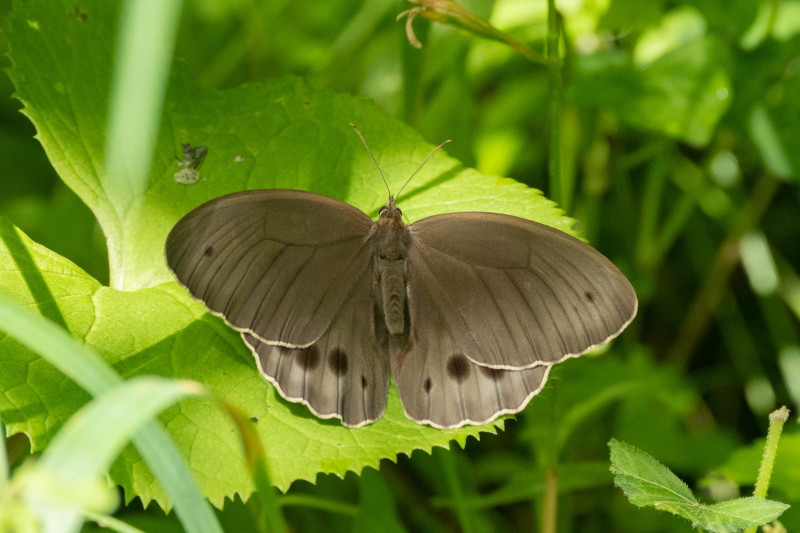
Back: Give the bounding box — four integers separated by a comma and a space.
256, 465, 288, 533
0, 420, 7, 487
754, 406, 789, 498
105, 0, 182, 290
744, 406, 790, 533
82, 510, 147, 533
223, 403, 287, 533
539, 380, 561, 533
541, 467, 559, 533
401, 14, 427, 125
439, 449, 475, 533
278, 495, 358, 516
547, 0, 564, 209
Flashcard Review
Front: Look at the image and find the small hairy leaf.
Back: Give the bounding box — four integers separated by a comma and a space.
609, 439, 789, 532
609, 438, 695, 506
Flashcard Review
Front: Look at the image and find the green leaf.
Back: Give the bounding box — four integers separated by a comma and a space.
6, 0, 573, 291
609, 438, 695, 506
18, 377, 204, 533
749, 104, 793, 180
609, 439, 789, 532
0, 282, 223, 532
104, 0, 182, 213
571, 9, 731, 147
675, 498, 791, 533
2, 0, 579, 511
40, 377, 203, 483
3, 0, 594, 515
0, 217, 502, 507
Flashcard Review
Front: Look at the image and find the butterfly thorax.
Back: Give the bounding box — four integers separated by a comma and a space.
371, 198, 409, 336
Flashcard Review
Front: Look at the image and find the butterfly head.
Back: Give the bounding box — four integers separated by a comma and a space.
378, 195, 403, 227
349, 122, 450, 222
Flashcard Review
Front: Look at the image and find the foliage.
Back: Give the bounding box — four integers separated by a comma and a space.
2, 0, 559, 507
1, 0, 799, 531
610, 439, 787, 532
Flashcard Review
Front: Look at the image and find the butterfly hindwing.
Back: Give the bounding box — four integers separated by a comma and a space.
243, 269, 390, 427
391, 271, 550, 428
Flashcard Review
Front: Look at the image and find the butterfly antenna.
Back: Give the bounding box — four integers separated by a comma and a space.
395, 138, 451, 200
350, 122, 392, 198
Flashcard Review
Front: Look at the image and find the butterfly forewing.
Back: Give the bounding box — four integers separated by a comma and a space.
165, 189, 374, 347
407, 212, 637, 370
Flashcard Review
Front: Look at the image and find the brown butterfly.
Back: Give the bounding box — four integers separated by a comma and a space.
165, 127, 637, 428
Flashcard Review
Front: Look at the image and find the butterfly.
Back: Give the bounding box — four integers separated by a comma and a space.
165, 128, 637, 428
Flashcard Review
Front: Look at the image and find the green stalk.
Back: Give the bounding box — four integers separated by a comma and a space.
547, 0, 564, 209
667, 173, 779, 368
439, 450, 475, 533
278, 495, 358, 516
223, 404, 288, 533
539, 379, 561, 533
635, 148, 668, 269
541, 4, 563, 531
401, 16, 428, 124
754, 406, 789, 499
744, 406, 790, 533
541, 468, 559, 533
0, 420, 7, 488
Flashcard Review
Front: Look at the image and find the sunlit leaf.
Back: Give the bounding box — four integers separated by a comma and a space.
610, 439, 789, 532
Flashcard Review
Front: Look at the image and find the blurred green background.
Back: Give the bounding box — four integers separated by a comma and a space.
2, 0, 799, 531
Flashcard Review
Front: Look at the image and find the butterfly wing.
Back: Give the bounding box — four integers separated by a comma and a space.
167, 189, 390, 425
406, 212, 637, 369
243, 267, 389, 427
165, 189, 374, 347
390, 273, 550, 428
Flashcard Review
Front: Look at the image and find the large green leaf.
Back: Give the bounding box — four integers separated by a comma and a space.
2, 0, 580, 510
0, 217, 499, 507
6, 0, 574, 292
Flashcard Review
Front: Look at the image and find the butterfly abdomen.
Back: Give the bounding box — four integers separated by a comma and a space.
372, 201, 410, 336
378, 259, 406, 335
